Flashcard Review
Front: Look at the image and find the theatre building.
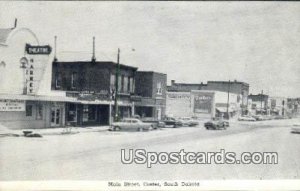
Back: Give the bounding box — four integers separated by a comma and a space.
0, 22, 57, 129
51, 61, 137, 126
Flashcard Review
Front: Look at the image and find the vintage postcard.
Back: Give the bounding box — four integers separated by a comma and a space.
0, 1, 300, 190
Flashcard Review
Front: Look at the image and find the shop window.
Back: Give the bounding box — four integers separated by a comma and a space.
83, 105, 97, 122
88, 105, 97, 121
26, 105, 33, 116
36, 104, 43, 120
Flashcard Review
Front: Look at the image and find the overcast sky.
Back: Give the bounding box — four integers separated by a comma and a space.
0, 2, 299, 97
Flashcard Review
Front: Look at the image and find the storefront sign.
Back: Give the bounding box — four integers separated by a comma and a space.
0, 99, 25, 111
25, 44, 52, 55
193, 93, 214, 114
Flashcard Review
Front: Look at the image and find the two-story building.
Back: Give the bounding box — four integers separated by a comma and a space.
51, 61, 137, 126
134, 71, 167, 120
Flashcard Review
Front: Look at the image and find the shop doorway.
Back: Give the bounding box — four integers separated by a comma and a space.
51, 106, 62, 127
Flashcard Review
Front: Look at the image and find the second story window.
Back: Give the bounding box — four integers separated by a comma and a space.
55, 72, 62, 89
127, 77, 131, 93
71, 72, 77, 89
157, 82, 162, 95
121, 75, 125, 93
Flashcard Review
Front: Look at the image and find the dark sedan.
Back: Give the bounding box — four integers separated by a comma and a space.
204, 119, 228, 130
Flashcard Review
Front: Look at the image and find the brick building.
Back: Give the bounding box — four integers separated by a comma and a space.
51, 61, 137, 126
134, 71, 167, 120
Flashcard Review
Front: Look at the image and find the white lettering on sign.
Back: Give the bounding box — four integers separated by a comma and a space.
167, 94, 190, 99
194, 96, 212, 101
0, 99, 25, 111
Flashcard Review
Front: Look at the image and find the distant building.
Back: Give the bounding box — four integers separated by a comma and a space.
166, 90, 241, 119
287, 98, 300, 117
248, 93, 269, 115
134, 71, 167, 120
167, 80, 250, 115
268, 97, 288, 116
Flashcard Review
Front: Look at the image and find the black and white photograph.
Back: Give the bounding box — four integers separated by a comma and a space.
0, 1, 300, 190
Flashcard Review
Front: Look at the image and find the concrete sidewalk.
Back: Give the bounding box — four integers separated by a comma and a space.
1, 126, 110, 137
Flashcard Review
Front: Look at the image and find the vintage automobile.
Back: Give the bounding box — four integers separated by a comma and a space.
178, 117, 199, 127
252, 115, 264, 121
162, 116, 183, 128
238, 115, 256, 121
109, 118, 153, 131
204, 118, 229, 130
291, 124, 300, 134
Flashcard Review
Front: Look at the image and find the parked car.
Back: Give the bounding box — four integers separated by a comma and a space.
238, 115, 256, 121
178, 117, 199, 127
204, 118, 229, 130
291, 124, 300, 134
140, 117, 166, 129
162, 116, 183, 128
252, 115, 264, 121
109, 118, 152, 131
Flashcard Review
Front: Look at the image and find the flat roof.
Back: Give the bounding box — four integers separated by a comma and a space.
54, 61, 138, 70
136, 71, 167, 76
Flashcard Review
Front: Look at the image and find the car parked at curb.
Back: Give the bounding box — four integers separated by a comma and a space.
109, 118, 152, 131
238, 115, 256, 121
162, 116, 183, 128
178, 117, 199, 127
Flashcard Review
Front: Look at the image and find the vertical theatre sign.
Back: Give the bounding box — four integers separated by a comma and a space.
193, 92, 214, 114
0, 99, 25, 111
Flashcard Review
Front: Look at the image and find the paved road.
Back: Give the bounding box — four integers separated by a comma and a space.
0, 119, 300, 180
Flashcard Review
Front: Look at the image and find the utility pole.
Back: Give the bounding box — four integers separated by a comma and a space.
92, 37, 96, 62
54, 36, 57, 62
114, 48, 120, 121
261, 90, 263, 115
226, 80, 230, 119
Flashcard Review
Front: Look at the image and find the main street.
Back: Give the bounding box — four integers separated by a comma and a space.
0, 118, 300, 180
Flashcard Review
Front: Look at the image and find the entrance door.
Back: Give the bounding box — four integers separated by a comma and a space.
157, 108, 162, 120
51, 107, 61, 127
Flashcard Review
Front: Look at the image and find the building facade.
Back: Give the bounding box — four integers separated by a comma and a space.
166, 90, 240, 119
0, 24, 57, 130
51, 61, 137, 126
248, 94, 269, 115
134, 71, 167, 120
167, 80, 250, 115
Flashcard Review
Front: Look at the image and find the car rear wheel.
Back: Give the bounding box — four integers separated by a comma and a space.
114, 126, 121, 131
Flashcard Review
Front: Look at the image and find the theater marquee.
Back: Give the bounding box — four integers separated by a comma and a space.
25, 44, 52, 55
